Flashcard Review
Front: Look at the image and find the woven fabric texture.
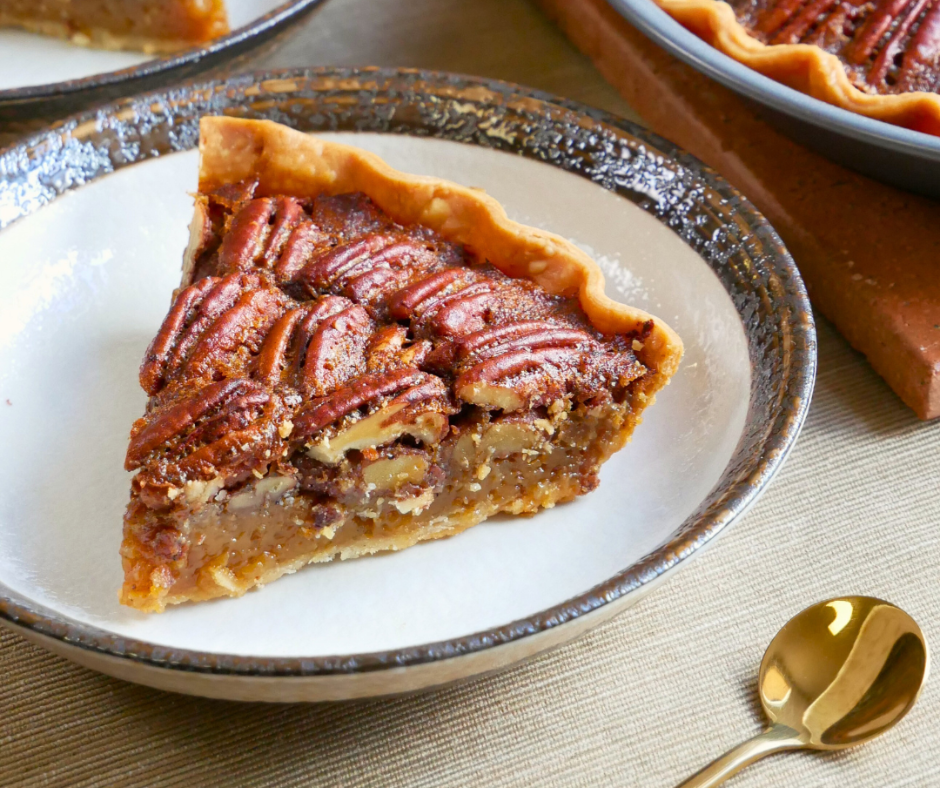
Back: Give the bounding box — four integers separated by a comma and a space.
1, 1, 938, 785
2, 299, 937, 788
0, 323, 940, 788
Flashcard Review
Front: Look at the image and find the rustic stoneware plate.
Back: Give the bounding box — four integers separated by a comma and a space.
0, 0, 327, 120
0, 68, 815, 702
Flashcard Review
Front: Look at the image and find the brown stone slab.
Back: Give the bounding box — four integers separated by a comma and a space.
538, 0, 940, 419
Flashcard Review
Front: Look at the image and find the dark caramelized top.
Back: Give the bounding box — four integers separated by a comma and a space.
126, 181, 650, 505
730, 0, 940, 93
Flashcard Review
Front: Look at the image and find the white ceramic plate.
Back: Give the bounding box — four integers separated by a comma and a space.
0, 0, 283, 90
0, 0, 324, 115
0, 70, 815, 701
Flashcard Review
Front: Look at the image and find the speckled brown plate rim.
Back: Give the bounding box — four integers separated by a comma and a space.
0, 67, 817, 678
0, 0, 328, 111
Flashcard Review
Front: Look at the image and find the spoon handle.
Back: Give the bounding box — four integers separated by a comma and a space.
675, 724, 803, 788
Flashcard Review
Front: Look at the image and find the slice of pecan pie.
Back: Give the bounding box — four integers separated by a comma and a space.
656, 0, 940, 135
120, 117, 683, 612
0, 0, 229, 54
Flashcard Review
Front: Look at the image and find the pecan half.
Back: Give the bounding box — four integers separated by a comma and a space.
142, 273, 290, 395
139, 276, 217, 395
179, 387, 271, 453
259, 197, 308, 269
253, 296, 363, 389
298, 234, 440, 304
216, 199, 275, 274
254, 307, 307, 385
425, 321, 595, 370
293, 368, 444, 438
126, 378, 267, 469
386, 268, 500, 338
140, 272, 267, 395
273, 222, 329, 282
423, 281, 499, 336
298, 234, 396, 294
295, 369, 453, 464
454, 330, 645, 411
180, 287, 289, 384
343, 265, 416, 307
386, 269, 463, 320
455, 347, 584, 411
302, 304, 373, 396
173, 410, 280, 482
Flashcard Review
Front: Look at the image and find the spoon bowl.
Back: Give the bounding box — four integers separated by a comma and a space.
760, 596, 929, 749
679, 596, 929, 787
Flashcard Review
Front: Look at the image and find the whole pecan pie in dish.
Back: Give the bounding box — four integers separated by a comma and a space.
120, 117, 683, 612
656, 0, 940, 135
0, 0, 229, 53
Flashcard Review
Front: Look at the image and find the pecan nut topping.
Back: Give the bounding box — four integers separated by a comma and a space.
132, 185, 649, 503
126, 378, 270, 470
139, 272, 290, 395
217, 198, 276, 273
730, 0, 940, 93
259, 197, 308, 269
294, 369, 454, 465
292, 368, 449, 439
301, 304, 373, 396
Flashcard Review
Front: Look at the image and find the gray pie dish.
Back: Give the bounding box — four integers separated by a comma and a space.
0, 67, 816, 701
609, 0, 940, 199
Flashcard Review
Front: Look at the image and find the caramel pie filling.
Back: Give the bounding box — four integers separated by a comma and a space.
122, 183, 655, 611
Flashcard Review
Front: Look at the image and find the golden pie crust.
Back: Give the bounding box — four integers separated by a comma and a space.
656, 0, 940, 136
119, 117, 683, 612
197, 117, 683, 367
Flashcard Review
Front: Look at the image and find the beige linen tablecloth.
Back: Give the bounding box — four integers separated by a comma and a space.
2, 1, 939, 785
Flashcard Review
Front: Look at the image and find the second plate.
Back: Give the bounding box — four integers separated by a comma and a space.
0, 0, 327, 119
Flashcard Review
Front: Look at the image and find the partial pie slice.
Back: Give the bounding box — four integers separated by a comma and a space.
656, 0, 940, 135
120, 117, 683, 612
0, 0, 229, 54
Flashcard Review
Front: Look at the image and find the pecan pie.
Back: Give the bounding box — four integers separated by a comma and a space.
0, 0, 228, 54
656, 0, 940, 135
120, 117, 684, 612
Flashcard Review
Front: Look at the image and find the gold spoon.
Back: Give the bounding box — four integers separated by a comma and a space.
677, 596, 929, 788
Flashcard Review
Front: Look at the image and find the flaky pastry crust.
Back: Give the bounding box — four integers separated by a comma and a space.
656, 0, 940, 137
197, 116, 683, 400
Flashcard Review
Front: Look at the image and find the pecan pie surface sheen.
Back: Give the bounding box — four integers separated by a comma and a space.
121, 176, 659, 612
732, 0, 940, 93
